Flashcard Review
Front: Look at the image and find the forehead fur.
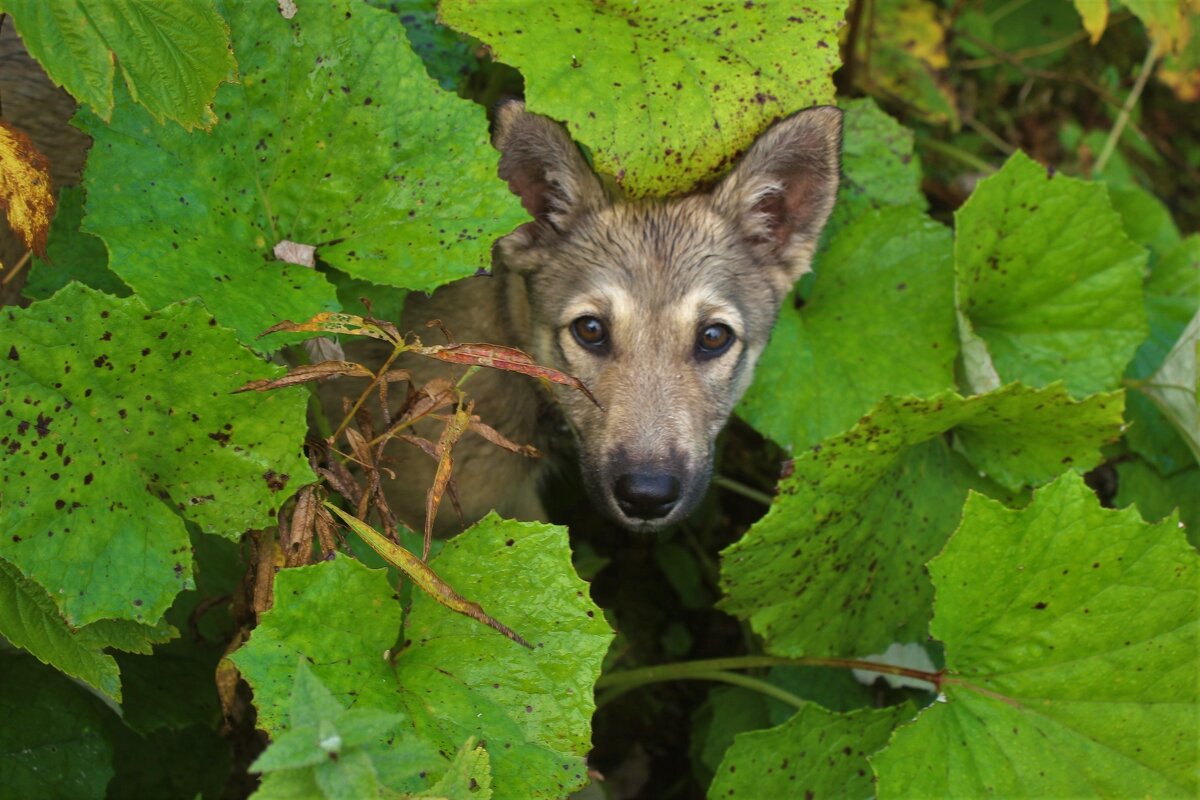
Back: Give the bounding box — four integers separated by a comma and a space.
514, 196, 780, 335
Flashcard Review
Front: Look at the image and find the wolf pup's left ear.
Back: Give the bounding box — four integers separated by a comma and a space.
712, 106, 843, 288
493, 100, 607, 240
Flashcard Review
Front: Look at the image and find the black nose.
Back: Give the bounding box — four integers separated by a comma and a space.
613, 473, 681, 520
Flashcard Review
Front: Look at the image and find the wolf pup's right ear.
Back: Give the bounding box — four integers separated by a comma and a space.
712, 106, 843, 291
493, 101, 606, 248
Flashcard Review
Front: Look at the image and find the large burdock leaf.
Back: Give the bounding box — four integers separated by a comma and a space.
737, 205, 956, 452
79, 0, 525, 351
720, 384, 1123, 658
0, 0, 234, 131
440, 0, 845, 197
955, 151, 1148, 397
872, 474, 1198, 798
0, 654, 115, 800
232, 516, 613, 800
708, 703, 912, 800
0, 285, 312, 625
0, 556, 173, 701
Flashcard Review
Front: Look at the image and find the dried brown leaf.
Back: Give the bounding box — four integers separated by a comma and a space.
0, 121, 55, 258
415, 341, 600, 407
464, 415, 541, 457
424, 402, 472, 558
233, 360, 375, 393
284, 486, 318, 567
314, 504, 339, 560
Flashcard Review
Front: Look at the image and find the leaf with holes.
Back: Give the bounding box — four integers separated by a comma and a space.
440, 0, 845, 197
0, 285, 312, 625
78, 0, 525, 351
871, 474, 1198, 798
721, 384, 1123, 658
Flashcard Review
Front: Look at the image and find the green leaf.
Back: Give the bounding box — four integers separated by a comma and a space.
1115, 457, 1200, 548
0, 556, 120, 701
0, 284, 313, 625
954, 151, 1148, 396
689, 686, 769, 788
22, 186, 125, 302
423, 739, 493, 800
108, 722, 230, 800
374, 0, 481, 91
78, 0, 524, 351
1140, 309, 1200, 463
721, 384, 1124, 658
233, 516, 613, 800
737, 205, 957, 452
0, 0, 234, 130
1108, 183, 1182, 263
230, 558, 403, 735
0, 653, 114, 800
872, 473, 1198, 797
1127, 235, 1200, 474
250, 663, 436, 800
709, 703, 912, 800
824, 98, 926, 242
440, 0, 845, 197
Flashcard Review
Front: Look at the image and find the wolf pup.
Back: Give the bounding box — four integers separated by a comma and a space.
358, 101, 842, 535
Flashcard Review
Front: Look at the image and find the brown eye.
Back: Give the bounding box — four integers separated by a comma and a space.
571, 316, 608, 351
697, 323, 734, 358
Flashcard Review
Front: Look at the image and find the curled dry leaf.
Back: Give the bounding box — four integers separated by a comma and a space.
313, 504, 339, 560
283, 485, 319, 567
425, 402, 473, 558
433, 413, 541, 458
0, 121, 55, 258
416, 341, 601, 407
325, 503, 532, 649
233, 360, 375, 393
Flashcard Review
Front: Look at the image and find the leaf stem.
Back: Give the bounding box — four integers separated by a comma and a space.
1095, 38, 1160, 174
915, 136, 996, 174
594, 655, 944, 708
712, 475, 776, 506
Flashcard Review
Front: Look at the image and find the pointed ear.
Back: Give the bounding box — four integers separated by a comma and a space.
712, 106, 843, 284
493, 100, 606, 237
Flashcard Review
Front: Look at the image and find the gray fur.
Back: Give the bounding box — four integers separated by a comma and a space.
341, 102, 842, 534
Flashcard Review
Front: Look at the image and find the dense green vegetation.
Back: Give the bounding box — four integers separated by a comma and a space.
0, 1, 1196, 798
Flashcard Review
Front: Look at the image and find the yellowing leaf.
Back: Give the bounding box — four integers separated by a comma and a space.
853, 0, 958, 126
1073, 0, 1110, 44
1125, 0, 1194, 54
0, 121, 54, 258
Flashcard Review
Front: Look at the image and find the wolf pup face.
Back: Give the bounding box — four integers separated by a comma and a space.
494, 102, 842, 532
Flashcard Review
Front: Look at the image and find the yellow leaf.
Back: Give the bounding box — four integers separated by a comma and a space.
1073, 0, 1110, 44
0, 121, 55, 258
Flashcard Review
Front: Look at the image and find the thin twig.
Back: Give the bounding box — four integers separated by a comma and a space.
0, 250, 32, 286
1095, 39, 1160, 175
712, 475, 775, 507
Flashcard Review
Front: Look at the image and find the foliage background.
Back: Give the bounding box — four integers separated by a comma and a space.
0, 1, 1197, 798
